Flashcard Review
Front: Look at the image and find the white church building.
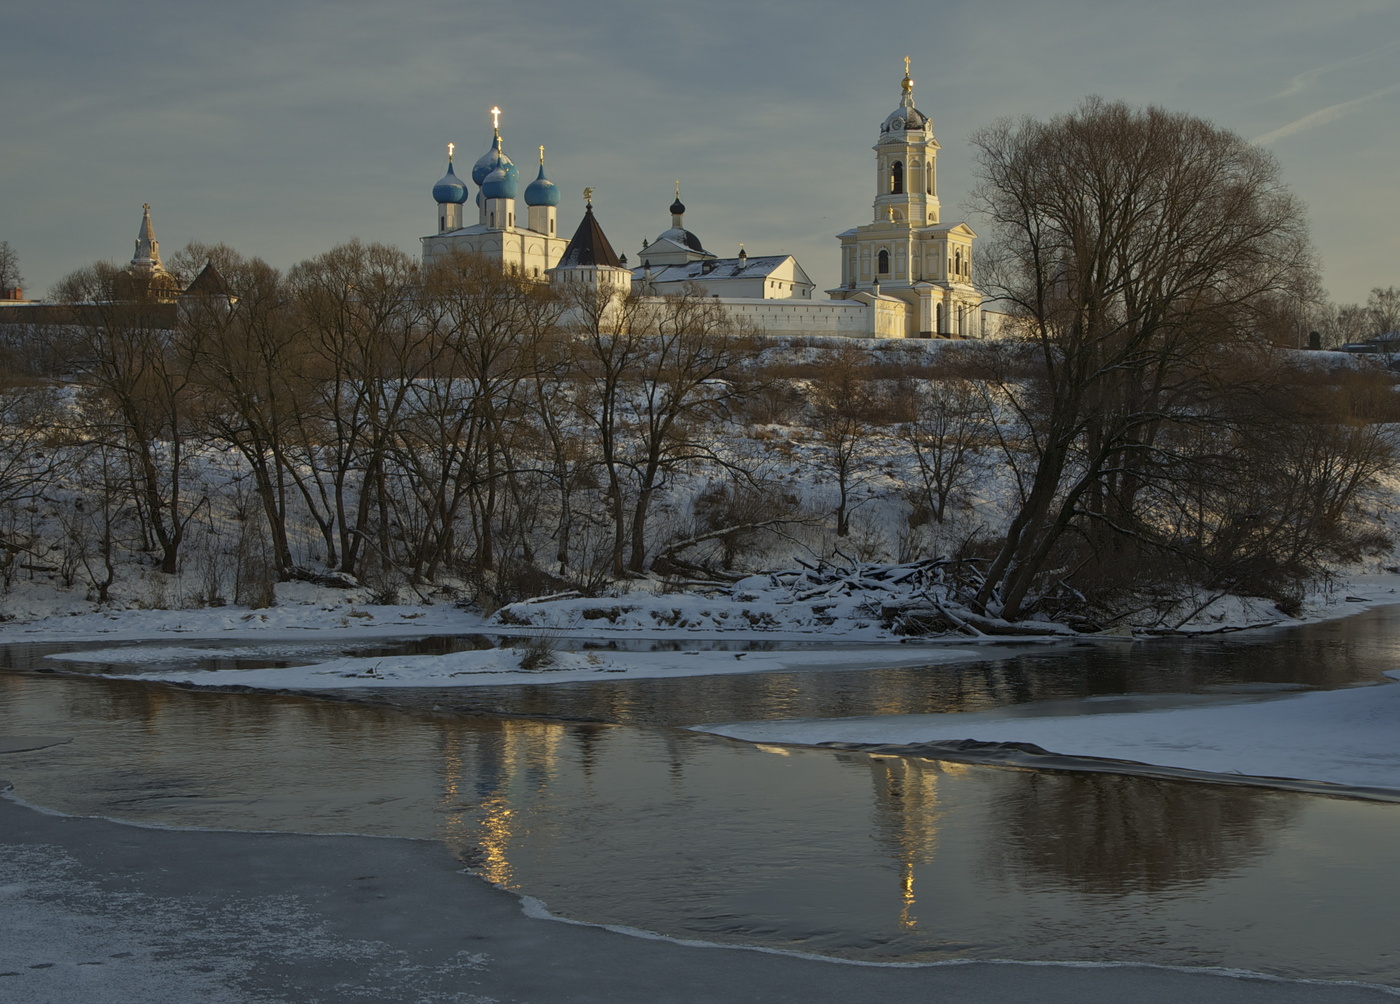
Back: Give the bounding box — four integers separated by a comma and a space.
421, 65, 986, 339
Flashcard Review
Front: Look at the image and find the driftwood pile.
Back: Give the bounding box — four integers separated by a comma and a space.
756, 557, 1073, 637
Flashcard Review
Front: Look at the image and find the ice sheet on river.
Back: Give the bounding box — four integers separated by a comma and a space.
77, 644, 989, 688
694, 671, 1400, 794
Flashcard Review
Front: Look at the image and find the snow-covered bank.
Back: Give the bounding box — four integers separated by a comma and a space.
694, 670, 1400, 795
78, 643, 992, 690
0, 583, 485, 643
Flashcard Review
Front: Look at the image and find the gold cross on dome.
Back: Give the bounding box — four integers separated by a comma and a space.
539, 144, 545, 163
447, 142, 454, 159
904, 55, 911, 76
490, 106, 501, 130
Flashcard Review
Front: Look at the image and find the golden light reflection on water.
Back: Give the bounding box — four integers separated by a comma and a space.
867, 754, 958, 930
435, 716, 569, 890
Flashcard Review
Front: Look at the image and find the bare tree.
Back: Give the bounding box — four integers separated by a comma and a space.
899, 377, 988, 525
810, 344, 880, 538
284, 240, 427, 578
1366, 286, 1400, 339
968, 98, 1313, 620
53, 263, 203, 574
181, 246, 305, 578
622, 290, 742, 573
0, 241, 23, 295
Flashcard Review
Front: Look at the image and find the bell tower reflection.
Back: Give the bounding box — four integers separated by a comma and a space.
864, 754, 965, 928
436, 717, 567, 889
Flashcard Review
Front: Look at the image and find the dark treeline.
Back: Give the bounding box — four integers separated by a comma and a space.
20, 245, 761, 610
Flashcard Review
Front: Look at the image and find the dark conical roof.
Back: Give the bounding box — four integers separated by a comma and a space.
182, 261, 233, 298
557, 205, 622, 268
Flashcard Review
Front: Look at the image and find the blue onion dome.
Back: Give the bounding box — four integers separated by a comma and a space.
481, 157, 519, 199
473, 133, 505, 186
432, 158, 468, 205
524, 160, 560, 207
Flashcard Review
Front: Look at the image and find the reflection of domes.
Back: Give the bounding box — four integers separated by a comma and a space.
432, 160, 468, 204
524, 161, 559, 207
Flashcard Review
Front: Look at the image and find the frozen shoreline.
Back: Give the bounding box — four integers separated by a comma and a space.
693, 670, 1400, 796
3, 793, 1394, 1003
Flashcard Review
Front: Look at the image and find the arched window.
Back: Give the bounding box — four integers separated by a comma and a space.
878, 249, 890, 274
890, 161, 904, 195
928, 162, 935, 195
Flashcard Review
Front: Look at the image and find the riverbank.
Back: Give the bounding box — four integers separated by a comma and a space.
2, 790, 1394, 1004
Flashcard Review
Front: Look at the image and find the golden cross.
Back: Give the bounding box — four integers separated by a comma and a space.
447, 142, 454, 159
904, 55, 911, 76
539, 144, 545, 164
675, 180, 681, 198
490, 106, 501, 130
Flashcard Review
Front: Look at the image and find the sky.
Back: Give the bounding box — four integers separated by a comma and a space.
4, 0, 1399, 305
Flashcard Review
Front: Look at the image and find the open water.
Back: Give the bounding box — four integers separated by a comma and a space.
2, 608, 1398, 984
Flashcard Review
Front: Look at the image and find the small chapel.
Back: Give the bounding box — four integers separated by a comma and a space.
421, 63, 985, 339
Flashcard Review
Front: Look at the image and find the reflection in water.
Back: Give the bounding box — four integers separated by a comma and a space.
985, 770, 1296, 895
437, 716, 571, 888
858, 754, 963, 928
2, 611, 1400, 983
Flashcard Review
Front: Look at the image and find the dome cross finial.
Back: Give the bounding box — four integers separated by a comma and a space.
539, 144, 545, 164
491, 106, 502, 132
901, 56, 913, 93
447, 142, 455, 160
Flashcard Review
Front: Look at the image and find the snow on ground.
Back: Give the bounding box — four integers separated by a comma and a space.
77, 643, 991, 690
693, 670, 1400, 794
0, 581, 487, 643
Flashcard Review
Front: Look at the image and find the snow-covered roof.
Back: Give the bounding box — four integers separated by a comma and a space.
634, 255, 798, 284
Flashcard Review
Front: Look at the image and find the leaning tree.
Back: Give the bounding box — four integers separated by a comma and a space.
968, 98, 1315, 621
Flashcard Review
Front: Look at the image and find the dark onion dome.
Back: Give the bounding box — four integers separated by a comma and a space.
432, 158, 468, 205
669, 195, 685, 215
524, 160, 560, 207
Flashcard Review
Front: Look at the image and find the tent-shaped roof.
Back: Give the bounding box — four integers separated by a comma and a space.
557, 205, 622, 269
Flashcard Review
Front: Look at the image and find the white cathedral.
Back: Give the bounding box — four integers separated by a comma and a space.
420, 64, 985, 339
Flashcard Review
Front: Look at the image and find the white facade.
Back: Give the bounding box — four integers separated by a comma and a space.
827, 65, 983, 337
421, 130, 570, 281
422, 67, 983, 339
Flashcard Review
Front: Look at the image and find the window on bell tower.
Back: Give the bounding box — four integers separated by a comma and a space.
878, 249, 890, 274
890, 161, 904, 195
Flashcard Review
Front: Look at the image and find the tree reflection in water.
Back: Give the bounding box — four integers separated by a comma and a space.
983, 769, 1297, 895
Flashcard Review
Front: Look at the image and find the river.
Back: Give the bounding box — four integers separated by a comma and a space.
2, 607, 1398, 985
